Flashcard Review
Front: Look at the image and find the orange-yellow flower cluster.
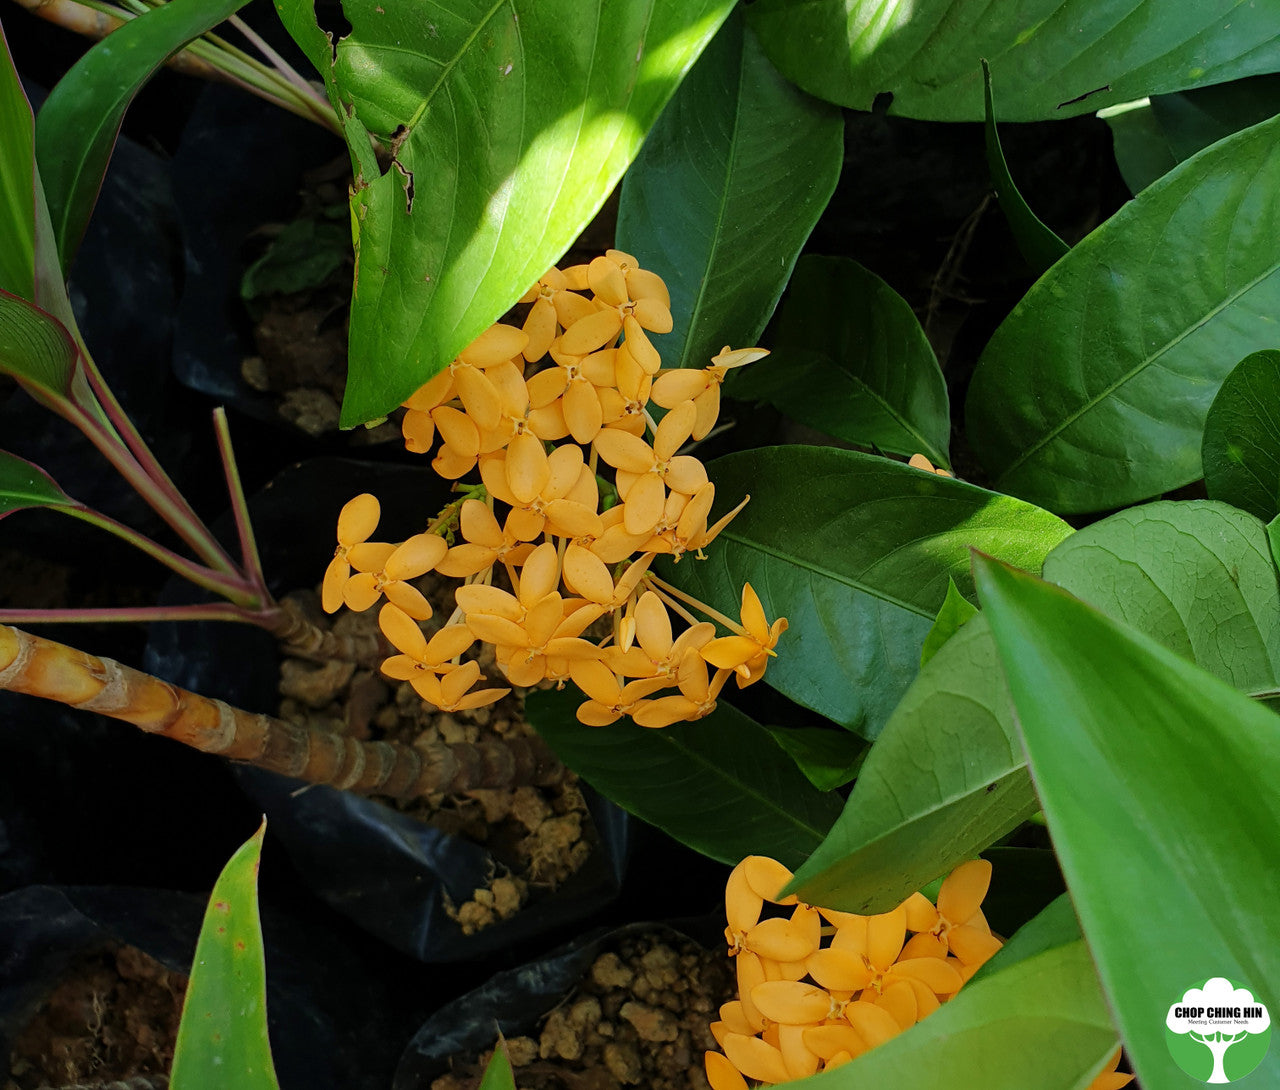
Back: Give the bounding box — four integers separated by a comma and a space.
706, 855, 1003, 1087
322, 250, 785, 726
707, 856, 1133, 1089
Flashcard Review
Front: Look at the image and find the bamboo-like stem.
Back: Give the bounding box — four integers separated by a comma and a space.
0, 625, 566, 798
266, 597, 390, 668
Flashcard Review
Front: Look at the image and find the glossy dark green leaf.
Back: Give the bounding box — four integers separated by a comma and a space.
799, 895, 1119, 1090
615, 11, 842, 372
919, 575, 978, 667
788, 615, 1038, 913
981, 60, 1067, 274
478, 1045, 516, 1090
1105, 75, 1280, 194
275, 0, 735, 427
729, 257, 950, 466
763, 722, 867, 792
170, 822, 279, 1090
525, 686, 840, 868
35, 0, 253, 273
746, 0, 1280, 122
974, 555, 1280, 1089
241, 217, 349, 300
1269, 514, 1280, 572
0, 450, 76, 518
1202, 350, 1280, 521
1046, 500, 1280, 693
966, 113, 1280, 514
667, 446, 1069, 737
0, 291, 78, 401
0, 25, 34, 300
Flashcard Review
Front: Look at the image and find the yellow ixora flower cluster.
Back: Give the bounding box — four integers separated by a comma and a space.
706, 855, 1005, 1087
321, 249, 786, 725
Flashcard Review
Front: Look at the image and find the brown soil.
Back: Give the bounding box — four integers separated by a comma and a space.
430, 931, 734, 1090
275, 572, 595, 933
5, 945, 186, 1090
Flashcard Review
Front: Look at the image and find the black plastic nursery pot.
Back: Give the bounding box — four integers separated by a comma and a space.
144, 457, 629, 962
394, 920, 732, 1090
0, 883, 416, 1090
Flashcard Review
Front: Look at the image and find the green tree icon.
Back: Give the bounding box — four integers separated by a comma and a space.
1166, 979, 1272, 1083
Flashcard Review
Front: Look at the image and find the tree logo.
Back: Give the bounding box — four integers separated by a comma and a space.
1166, 978, 1271, 1083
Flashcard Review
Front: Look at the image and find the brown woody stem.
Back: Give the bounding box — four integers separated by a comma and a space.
265, 597, 390, 668
0, 625, 564, 799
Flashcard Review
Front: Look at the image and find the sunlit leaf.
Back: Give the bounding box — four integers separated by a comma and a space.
668, 447, 1069, 737
919, 575, 978, 667
275, 0, 735, 426
967, 113, 1280, 513
170, 821, 280, 1090
729, 257, 950, 467
747, 0, 1280, 121
526, 686, 840, 868
974, 554, 1280, 1089
616, 10, 842, 371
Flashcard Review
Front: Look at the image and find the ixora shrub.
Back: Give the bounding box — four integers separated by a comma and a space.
3, 0, 1280, 1088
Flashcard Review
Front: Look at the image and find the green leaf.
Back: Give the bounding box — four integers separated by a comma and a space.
919, 575, 978, 667
0, 291, 79, 401
973, 555, 1280, 1089
1045, 500, 1280, 692
788, 615, 1038, 914
1100, 99, 1179, 196
729, 257, 950, 467
615, 11, 842, 372
171, 822, 280, 1090
0, 25, 35, 300
477, 1046, 516, 1090
241, 217, 350, 300
795, 896, 1119, 1090
1269, 514, 1280, 572
275, 0, 735, 427
35, 0, 253, 273
0, 450, 77, 518
966, 113, 1280, 514
525, 686, 840, 868
763, 723, 867, 792
1104, 75, 1280, 194
746, 0, 1280, 122
667, 446, 1070, 737
1202, 350, 1280, 522
981, 60, 1067, 274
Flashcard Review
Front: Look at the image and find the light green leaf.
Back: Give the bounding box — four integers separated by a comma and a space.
615, 11, 842, 371
478, 1045, 516, 1090
729, 258, 950, 467
0, 24, 35, 300
966, 112, 1280, 514
787, 615, 1037, 914
920, 575, 978, 667
791, 896, 1119, 1090
36, 0, 253, 273
171, 821, 280, 1090
981, 59, 1067, 274
525, 686, 840, 868
746, 0, 1280, 122
668, 446, 1070, 737
275, 0, 735, 426
1269, 514, 1280, 572
1045, 500, 1280, 692
1202, 350, 1280, 522
0, 291, 78, 401
763, 723, 867, 792
973, 555, 1280, 1089
0, 450, 77, 518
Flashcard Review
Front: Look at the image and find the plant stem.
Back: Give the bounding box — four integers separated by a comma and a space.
211, 408, 267, 596
644, 573, 746, 635
0, 603, 263, 625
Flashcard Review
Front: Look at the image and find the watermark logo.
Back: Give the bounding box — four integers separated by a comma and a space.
1165, 978, 1271, 1083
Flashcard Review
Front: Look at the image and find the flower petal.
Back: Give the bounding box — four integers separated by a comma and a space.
459, 323, 528, 367
938, 859, 992, 925
559, 307, 623, 355
337, 493, 380, 545
722, 1034, 790, 1086
704, 1051, 748, 1090
386, 533, 449, 580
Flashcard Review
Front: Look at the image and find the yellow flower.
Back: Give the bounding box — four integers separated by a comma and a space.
908, 452, 953, 477
342, 531, 449, 620
376, 604, 508, 711
900, 859, 1003, 967
652, 346, 769, 440
699, 584, 788, 687
1087, 1048, 1135, 1090
322, 492, 385, 613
